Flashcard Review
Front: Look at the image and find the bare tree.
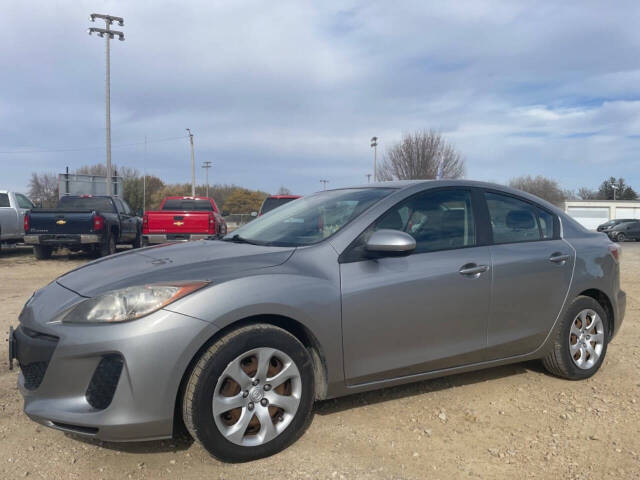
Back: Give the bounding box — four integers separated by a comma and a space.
277, 186, 292, 195
28, 172, 59, 207
576, 187, 598, 200
508, 175, 566, 206
378, 130, 465, 181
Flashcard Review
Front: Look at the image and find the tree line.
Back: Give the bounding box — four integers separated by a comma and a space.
27, 130, 638, 213
27, 164, 279, 215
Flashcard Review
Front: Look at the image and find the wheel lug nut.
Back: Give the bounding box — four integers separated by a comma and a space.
260, 398, 268, 407
263, 384, 271, 391
242, 390, 249, 398
252, 379, 259, 386
247, 402, 254, 411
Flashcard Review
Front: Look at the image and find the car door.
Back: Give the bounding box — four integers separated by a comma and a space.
0, 193, 18, 238
625, 221, 640, 240
14, 193, 34, 236
340, 188, 492, 386
483, 190, 574, 360
114, 199, 133, 241
121, 200, 138, 240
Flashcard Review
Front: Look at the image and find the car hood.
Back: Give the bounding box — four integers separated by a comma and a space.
56, 240, 295, 297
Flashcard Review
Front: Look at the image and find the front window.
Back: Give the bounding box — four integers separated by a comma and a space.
225, 188, 394, 247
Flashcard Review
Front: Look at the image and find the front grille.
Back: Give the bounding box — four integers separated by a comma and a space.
22, 362, 49, 390
86, 354, 124, 410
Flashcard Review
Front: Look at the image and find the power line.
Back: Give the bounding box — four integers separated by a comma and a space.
0, 135, 185, 154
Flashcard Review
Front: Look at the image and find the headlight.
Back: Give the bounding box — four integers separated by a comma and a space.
61, 282, 207, 324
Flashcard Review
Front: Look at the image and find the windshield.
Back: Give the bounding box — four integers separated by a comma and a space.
57, 196, 115, 212
226, 188, 394, 247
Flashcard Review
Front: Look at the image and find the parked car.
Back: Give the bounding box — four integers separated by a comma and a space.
605, 219, 640, 242
0, 191, 34, 248
10, 180, 625, 462
143, 196, 227, 245
597, 218, 635, 232
24, 195, 141, 259
258, 194, 301, 215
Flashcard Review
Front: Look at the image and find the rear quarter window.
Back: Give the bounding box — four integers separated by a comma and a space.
0, 193, 9, 207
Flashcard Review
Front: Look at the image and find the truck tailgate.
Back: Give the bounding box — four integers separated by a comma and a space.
146, 211, 211, 233
28, 210, 96, 234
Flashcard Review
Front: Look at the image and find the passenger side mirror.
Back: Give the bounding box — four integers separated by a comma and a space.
251, 211, 258, 217
365, 229, 416, 257
222, 211, 229, 217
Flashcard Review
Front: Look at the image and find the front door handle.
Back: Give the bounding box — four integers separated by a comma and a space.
549, 253, 570, 264
459, 263, 489, 277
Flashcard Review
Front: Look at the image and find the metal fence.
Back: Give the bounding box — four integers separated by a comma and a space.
58, 173, 122, 198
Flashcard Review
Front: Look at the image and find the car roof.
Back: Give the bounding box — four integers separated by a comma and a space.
164, 196, 211, 200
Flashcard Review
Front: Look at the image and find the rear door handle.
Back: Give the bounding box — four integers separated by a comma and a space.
459, 263, 489, 276
549, 253, 570, 264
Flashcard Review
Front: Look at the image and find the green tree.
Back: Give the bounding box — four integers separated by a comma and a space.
597, 177, 637, 200
223, 188, 268, 214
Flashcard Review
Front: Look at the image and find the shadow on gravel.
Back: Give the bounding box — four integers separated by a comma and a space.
315, 360, 543, 416
65, 432, 194, 454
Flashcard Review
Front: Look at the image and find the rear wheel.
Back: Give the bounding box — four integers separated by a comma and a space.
99, 234, 116, 257
182, 324, 315, 462
542, 296, 609, 380
33, 245, 52, 260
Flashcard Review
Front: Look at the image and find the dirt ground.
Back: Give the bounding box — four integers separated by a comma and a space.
0, 244, 639, 480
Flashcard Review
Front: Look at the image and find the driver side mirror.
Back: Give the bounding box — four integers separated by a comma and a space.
251, 211, 258, 217
365, 229, 416, 257
137, 208, 144, 217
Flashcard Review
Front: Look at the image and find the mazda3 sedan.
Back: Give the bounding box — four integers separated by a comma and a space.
9, 180, 625, 462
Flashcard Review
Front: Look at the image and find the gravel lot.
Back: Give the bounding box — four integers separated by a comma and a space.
1, 244, 639, 479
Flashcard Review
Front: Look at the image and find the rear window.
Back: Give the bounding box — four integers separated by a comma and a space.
162, 199, 213, 211
0, 193, 9, 208
260, 197, 298, 215
57, 196, 116, 212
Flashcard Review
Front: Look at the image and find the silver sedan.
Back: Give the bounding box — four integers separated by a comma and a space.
10, 180, 625, 462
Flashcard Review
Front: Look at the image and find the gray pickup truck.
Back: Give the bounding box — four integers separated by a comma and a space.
0, 191, 34, 248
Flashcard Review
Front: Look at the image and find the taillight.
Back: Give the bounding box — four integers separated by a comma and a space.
209, 213, 215, 234
142, 214, 149, 233
24, 214, 30, 233
93, 215, 104, 232
608, 244, 620, 263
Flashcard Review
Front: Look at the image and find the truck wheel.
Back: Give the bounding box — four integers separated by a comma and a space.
99, 234, 116, 257
33, 245, 53, 260
132, 229, 142, 249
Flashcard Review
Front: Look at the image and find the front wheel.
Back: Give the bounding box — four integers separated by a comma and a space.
542, 296, 609, 380
182, 324, 315, 462
616, 232, 626, 242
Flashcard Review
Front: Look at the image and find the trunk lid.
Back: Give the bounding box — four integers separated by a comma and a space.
28, 210, 98, 235
145, 210, 212, 234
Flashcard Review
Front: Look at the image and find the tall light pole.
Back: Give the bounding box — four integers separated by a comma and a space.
612, 184, 619, 201
88, 13, 124, 196
186, 129, 195, 196
366, 174, 372, 183
320, 179, 329, 190
202, 161, 212, 198
370, 136, 378, 182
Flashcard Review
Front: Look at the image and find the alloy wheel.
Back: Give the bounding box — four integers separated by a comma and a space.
569, 309, 605, 370
212, 347, 302, 446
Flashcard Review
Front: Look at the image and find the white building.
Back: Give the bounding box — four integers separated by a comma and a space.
564, 200, 640, 230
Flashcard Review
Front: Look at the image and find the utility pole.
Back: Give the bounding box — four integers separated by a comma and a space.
366, 174, 372, 184
143, 135, 147, 212
320, 179, 329, 190
88, 13, 124, 195
202, 161, 212, 198
186, 128, 195, 196
370, 136, 378, 182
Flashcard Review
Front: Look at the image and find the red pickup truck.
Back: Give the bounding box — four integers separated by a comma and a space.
142, 196, 227, 246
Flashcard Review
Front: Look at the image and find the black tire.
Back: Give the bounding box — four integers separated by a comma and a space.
99, 234, 116, 257
542, 296, 609, 380
132, 228, 142, 249
616, 232, 626, 242
182, 324, 315, 462
33, 245, 52, 260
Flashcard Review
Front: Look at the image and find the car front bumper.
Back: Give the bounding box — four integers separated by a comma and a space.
24, 234, 102, 245
13, 283, 218, 442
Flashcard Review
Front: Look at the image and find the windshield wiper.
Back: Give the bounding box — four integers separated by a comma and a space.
222, 234, 259, 245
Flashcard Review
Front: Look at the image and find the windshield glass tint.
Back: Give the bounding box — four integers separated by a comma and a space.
57, 196, 115, 212
162, 199, 213, 211
228, 188, 394, 246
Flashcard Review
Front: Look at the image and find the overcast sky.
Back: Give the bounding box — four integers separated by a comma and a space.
2, 0, 640, 195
